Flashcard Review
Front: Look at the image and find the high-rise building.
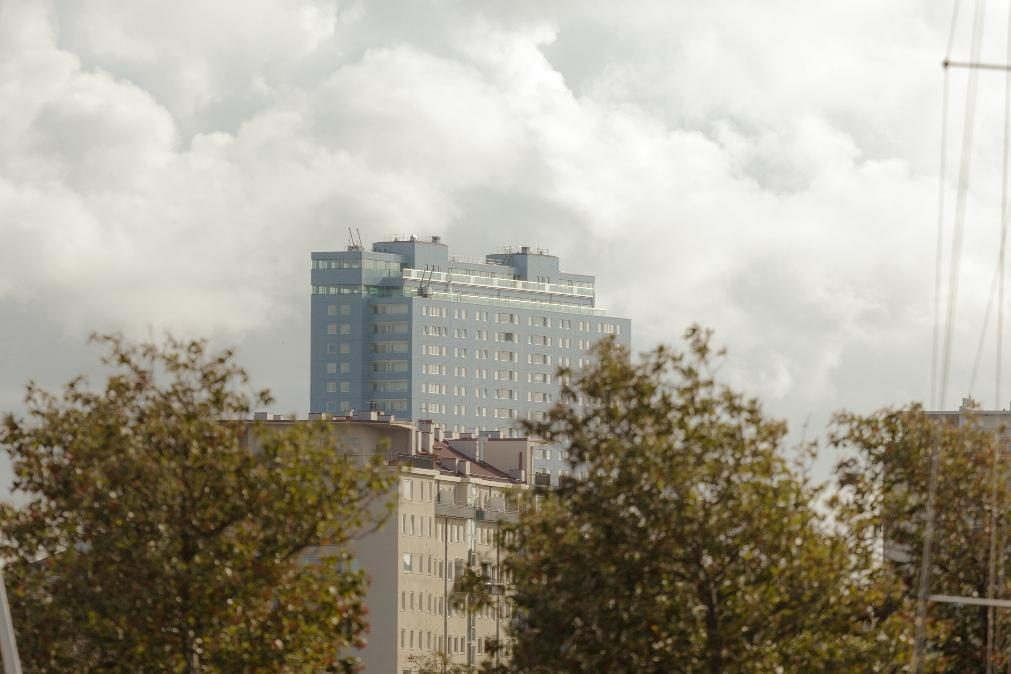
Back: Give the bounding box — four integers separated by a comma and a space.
309, 235, 631, 481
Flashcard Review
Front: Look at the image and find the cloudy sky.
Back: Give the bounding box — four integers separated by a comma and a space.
1, 0, 1008, 479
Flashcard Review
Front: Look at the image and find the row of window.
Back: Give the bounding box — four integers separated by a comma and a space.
399, 630, 506, 659
312, 258, 403, 272
422, 307, 607, 330
422, 328, 582, 349
401, 514, 466, 541
313, 285, 407, 296
419, 406, 548, 421
420, 386, 552, 403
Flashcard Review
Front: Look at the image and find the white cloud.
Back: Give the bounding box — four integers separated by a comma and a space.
0, 0, 1004, 483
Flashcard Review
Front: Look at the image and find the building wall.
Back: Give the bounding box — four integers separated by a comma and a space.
355, 469, 517, 674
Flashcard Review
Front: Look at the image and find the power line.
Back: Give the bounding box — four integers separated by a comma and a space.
918, 0, 984, 669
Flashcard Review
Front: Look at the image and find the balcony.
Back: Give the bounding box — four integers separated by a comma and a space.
435, 492, 519, 522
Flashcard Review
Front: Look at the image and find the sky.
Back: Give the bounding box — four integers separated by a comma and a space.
1, 0, 1009, 483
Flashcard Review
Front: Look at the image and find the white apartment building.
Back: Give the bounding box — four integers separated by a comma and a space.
248, 411, 535, 674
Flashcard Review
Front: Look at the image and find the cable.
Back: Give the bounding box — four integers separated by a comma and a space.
969, 263, 1000, 396
998, 0, 1011, 413
917, 3, 984, 670
938, 0, 986, 412
932, 0, 966, 409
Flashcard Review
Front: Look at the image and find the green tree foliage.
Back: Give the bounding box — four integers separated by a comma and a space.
832, 404, 1011, 672
0, 335, 395, 673
409, 650, 478, 674
489, 328, 918, 674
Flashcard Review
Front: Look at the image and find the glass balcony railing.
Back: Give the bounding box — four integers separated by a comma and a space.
402, 268, 593, 297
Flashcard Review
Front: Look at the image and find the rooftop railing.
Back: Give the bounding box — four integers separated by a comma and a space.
403, 268, 593, 298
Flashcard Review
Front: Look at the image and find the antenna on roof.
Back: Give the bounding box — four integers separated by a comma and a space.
347, 227, 363, 252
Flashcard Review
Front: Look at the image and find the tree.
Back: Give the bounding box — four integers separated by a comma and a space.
488, 328, 919, 673
0, 335, 395, 673
832, 404, 1011, 672
409, 650, 478, 674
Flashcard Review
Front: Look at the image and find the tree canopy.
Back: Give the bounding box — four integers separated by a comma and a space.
0, 334, 394, 673
488, 328, 919, 673
832, 404, 1011, 672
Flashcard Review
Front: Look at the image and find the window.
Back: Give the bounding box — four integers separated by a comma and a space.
529, 353, 550, 365
340, 304, 352, 316
374, 321, 409, 335
339, 382, 350, 393
339, 401, 351, 412
403, 552, 412, 573
327, 305, 337, 316
371, 303, 408, 314
371, 341, 408, 354
339, 362, 351, 374
496, 332, 515, 342
529, 372, 551, 384
373, 360, 409, 372
326, 362, 337, 374
495, 350, 515, 362
312, 284, 361, 295
402, 479, 413, 500
339, 343, 351, 354
312, 258, 362, 270
327, 323, 337, 335
496, 312, 516, 324
326, 344, 337, 354
529, 334, 550, 346
339, 323, 351, 335
529, 315, 550, 327
372, 380, 408, 393
374, 399, 409, 412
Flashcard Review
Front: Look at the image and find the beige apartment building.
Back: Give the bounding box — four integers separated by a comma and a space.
248, 411, 536, 674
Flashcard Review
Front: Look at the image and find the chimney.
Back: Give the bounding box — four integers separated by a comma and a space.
458, 460, 470, 476
421, 431, 433, 454
477, 432, 487, 463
